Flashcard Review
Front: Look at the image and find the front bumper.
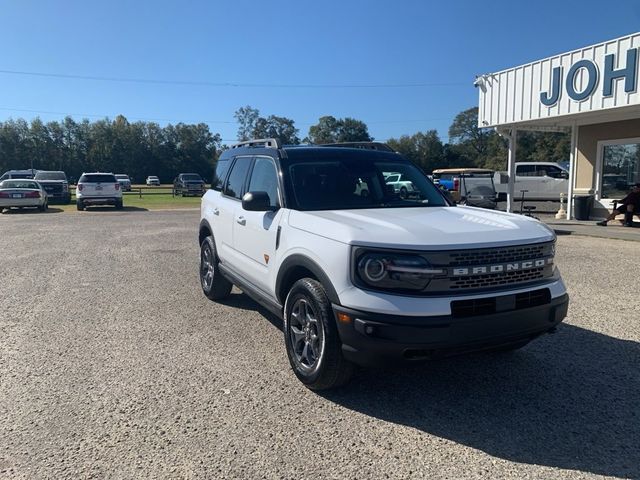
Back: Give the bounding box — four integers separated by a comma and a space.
333, 291, 569, 367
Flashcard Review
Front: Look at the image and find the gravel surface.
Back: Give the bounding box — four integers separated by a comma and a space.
0, 209, 638, 479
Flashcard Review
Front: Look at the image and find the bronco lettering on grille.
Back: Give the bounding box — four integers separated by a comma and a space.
452, 258, 552, 276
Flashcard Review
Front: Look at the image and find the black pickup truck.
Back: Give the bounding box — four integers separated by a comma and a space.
34, 171, 72, 204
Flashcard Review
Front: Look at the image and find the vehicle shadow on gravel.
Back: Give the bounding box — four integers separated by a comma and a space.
2, 207, 64, 214
320, 324, 639, 479
82, 206, 149, 212
220, 291, 283, 330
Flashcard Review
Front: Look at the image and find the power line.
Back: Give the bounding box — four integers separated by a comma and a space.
0, 68, 467, 89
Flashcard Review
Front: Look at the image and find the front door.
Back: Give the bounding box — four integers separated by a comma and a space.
232, 156, 282, 294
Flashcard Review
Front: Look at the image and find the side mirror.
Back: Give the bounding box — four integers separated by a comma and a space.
560, 171, 569, 179
242, 191, 276, 211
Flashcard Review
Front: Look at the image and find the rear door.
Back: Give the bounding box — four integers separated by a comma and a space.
232, 156, 283, 293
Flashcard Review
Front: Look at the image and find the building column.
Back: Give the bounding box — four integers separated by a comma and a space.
566, 123, 578, 220
506, 129, 517, 213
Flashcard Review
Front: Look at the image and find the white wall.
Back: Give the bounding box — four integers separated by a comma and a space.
478, 32, 640, 128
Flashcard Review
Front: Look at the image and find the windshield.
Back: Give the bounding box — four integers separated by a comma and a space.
1, 180, 40, 189
461, 174, 496, 197
182, 174, 202, 181
35, 172, 67, 181
285, 155, 448, 210
115, 175, 130, 180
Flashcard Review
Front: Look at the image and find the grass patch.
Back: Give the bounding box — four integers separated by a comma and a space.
58, 192, 202, 212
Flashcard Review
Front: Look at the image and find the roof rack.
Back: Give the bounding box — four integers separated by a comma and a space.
231, 138, 282, 149
319, 142, 395, 152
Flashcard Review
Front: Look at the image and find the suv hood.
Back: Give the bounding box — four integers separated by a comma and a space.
288, 206, 555, 250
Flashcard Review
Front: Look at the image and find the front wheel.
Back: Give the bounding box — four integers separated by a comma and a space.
284, 278, 354, 390
200, 236, 232, 300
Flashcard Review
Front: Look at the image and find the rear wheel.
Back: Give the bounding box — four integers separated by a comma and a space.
200, 236, 232, 300
76, 200, 84, 211
400, 186, 408, 199
38, 202, 47, 212
115, 199, 123, 210
284, 278, 354, 390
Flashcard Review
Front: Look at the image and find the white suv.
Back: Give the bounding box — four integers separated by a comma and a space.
76, 173, 123, 210
199, 139, 569, 390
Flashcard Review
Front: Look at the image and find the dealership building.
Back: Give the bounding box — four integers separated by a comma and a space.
476, 32, 639, 219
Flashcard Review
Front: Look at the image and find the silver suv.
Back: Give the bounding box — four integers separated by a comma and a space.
76, 173, 123, 211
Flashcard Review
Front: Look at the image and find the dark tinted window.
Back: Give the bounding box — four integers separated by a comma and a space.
182, 174, 202, 181
516, 165, 537, 176
35, 171, 67, 181
1, 180, 40, 189
223, 157, 252, 199
212, 159, 231, 191
80, 174, 117, 183
248, 157, 279, 208
287, 158, 447, 211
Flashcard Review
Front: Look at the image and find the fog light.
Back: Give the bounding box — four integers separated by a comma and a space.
337, 312, 352, 324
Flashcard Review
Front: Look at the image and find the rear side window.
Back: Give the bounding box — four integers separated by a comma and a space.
80, 174, 117, 183
212, 159, 231, 191
223, 157, 252, 199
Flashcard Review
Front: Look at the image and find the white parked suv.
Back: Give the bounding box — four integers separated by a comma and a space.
199, 139, 569, 389
76, 173, 123, 210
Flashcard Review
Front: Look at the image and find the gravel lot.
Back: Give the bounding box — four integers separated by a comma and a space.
1, 209, 638, 479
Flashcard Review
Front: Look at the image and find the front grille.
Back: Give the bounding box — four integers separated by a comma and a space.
423, 241, 555, 293
449, 267, 546, 290
43, 185, 63, 194
448, 243, 548, 266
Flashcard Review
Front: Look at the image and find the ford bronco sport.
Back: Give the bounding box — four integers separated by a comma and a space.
199, 139, 568, 390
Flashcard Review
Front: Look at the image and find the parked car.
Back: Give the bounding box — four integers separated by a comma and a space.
33, 171, 71, 204
146, 176, 160, 186
0, 169, 39, 181
174, 173, 206, 196
115, 174, 132, 192
432, 168, 495, 202
383, 171, 418, 198
493, 162, 569, 201
198, 139, 568, 390
76, 173, 123, 211
0, 179, 48, 212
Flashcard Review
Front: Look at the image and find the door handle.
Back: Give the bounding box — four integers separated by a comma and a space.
236, 217, 246, 226
213, 208, 219, 216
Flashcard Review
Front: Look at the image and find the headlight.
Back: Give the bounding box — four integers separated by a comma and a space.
354, 251, 444, 292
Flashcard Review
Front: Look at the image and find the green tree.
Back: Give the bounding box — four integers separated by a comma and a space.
252, 115, 300, 145
234, 106, 260, 141
387, 130, 445, 172
307, 116, 372, 144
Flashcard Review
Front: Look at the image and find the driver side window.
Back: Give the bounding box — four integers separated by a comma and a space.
247, 157, 279, 208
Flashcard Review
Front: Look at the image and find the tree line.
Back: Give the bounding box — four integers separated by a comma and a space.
0, 106, 569, 182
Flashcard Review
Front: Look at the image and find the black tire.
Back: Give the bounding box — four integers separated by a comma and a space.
199, 236, 233, 300
115, 200, 123, 210
76, 201, 84, 211
400, 186, 408, 199
39, 202, 47, 212
283, 278, 354, 390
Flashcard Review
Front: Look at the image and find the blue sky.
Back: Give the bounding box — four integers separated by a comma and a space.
1, 0, 639, 144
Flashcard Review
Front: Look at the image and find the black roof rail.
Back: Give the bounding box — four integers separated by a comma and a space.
319, 142, 395, 152
231, 138, 282, 149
